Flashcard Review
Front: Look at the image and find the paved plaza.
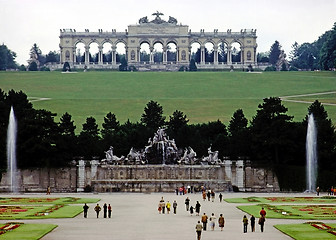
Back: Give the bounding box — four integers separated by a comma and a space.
0, 192, 331, 240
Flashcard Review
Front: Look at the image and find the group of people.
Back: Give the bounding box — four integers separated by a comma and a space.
242, 207, 266, 233
195, 212, 225, 240
202, 189, 222, 202
83, 203, 112, 218
158, 197, 178, 214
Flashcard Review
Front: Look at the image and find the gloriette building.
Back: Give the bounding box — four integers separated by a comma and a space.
59, 12, 257, 71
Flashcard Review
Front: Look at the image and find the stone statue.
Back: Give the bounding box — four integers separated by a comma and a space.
202, 146, 221, 165
138, 16, 148, 24
105, 146, 114, 161
151, 11, 166, 24
168, 16, 177, 24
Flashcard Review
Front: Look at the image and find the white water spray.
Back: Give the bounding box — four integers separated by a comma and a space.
306, 114, 317, 192
7, 106, 18, 193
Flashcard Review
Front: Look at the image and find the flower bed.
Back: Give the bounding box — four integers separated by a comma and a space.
0, 222, 22, 235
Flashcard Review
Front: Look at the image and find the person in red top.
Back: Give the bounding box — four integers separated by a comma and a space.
260, 207, 266, 217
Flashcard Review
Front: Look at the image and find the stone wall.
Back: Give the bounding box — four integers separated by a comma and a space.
0, 161, 279, 193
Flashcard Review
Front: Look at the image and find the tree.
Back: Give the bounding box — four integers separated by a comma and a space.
228, 109, 250, 157
218, 42, 227, 62
250, 97, 294, 164
119, 57, 128, 71
269, 41, 282, 65
28, 62, 38, 71
28, 43, 42, 68
101, 112, 120, 139
0, 44, 17, 70
290, 42, 316, 70
62, 62, 71, 72
189, 59, 197, 71
320, 22, 336, 70
257, 52, 269, 63
45, 51, 59, 63
141, 100, 166, 130
167, 110, 189, 133
78, 117, 101, 159
59, 112, 76, 136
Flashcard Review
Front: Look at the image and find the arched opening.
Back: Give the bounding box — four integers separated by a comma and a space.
153, 42, 163, 63
116, 42, 126, 63
103, 42, 112, 63
190, 42, 201, 63
218, 42, 228, 63
204, 42, 214, 63
75, 42, 85, 64
140, 42, 150, 63
167, 42, 177, 63
231, 42, 241, 63
89, 42, 99, 64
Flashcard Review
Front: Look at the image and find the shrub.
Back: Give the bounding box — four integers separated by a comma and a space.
264, 66, 276, 71
62, 62, 71, 72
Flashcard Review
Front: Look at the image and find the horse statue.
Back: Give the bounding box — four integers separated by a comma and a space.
168, 16, 177, 24
138, 16, 148, 24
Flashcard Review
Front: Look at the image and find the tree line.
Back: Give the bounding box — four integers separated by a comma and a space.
258, 22, 336, 71
0, 89, 335, 178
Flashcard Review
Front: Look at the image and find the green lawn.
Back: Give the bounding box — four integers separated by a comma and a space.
0, 205, 83, 220
238, 204, 336, 220
275, 222, 336, 240
225, 196, 336, 204
0, 71, 335, 130
0, 223, 57, 240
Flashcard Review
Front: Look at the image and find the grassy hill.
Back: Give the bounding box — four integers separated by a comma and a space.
0, 71, 335, 131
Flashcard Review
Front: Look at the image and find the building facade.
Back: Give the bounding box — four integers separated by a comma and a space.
59, 12, 257, 70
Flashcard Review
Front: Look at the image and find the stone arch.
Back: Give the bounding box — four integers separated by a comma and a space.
75, 41, 86, 63
218, 41, 228, 63
166, 42, 177, 62
140, 42, 150, 63
204, 41, 214, 63
116, 42, 126, 63
190, 42, 201, 63
102, 42, 113, 63
88, 42, 99, 63
230, 41, 242, 63
153, 42, 164, 63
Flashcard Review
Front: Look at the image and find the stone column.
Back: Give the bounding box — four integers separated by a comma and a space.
137, 47, 140, 63
224, 160, 232, 181
90, 160, 99, 180
163, 47, 167, 63
98, 46, 103, 65
150, 47, 154, 63
201, 46, 205, 64
227, 46, 232, 65
77, 160, 85, 192
111, 46, 116, 64
236, 160, 245, 191
72, 48, 76, 65
214, 46, 218, 65
241, 47, 244, 64
84, 46, 90, 66
176, 47, 179, 63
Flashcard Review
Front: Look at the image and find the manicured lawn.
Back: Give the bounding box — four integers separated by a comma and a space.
275, 222, 336, 240
0, 197, 100, 205
0, 71, 335, 131
225, 196, 336, 204
238, 204, 336, 219
0, 205, 83, 219
0, 223, 57, 240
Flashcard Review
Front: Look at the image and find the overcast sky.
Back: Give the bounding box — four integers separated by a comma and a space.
1, 0, 336, 65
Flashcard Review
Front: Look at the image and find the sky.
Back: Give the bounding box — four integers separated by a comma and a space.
1, 0, 336, 65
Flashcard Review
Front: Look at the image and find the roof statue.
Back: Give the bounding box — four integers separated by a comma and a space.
138, 12, 178, 25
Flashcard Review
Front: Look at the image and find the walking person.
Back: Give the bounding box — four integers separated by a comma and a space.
195, 221, 203, 240
173, 200, 177, 214
259, 216, 265, 232
218, 214, 225, 231
202, 191, 206, 201
166, 201, 171, 214
211, 190, 215, 202
243, 215, 248, 233
201, 213, 208, 231
260, 207, 266, 217
209, 213, 216, 231
103, 203, 107, 218
108, 204, 112, 218
158, 202, 162, 214
190, 205, 194, 216
160, 197, 165, 214
83, 203, 89, 218
250, 215, 255, 232
207, 190, 211, 201
94, 204, 101, 218
219, 193, 223, 202
195, 201, 201, 216
185, 197, 190, 211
